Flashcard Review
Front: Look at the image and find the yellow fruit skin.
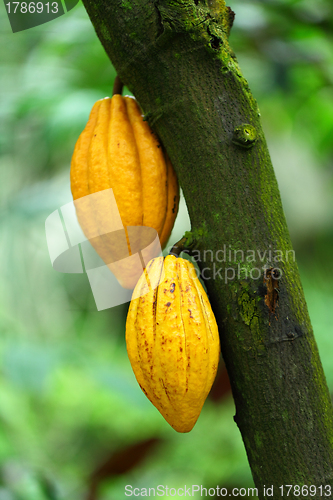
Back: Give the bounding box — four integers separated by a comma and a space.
126, 255, 220, 433
70, 96, 180, 289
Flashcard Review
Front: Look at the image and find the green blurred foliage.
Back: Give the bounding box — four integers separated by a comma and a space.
0, 0, 332, 498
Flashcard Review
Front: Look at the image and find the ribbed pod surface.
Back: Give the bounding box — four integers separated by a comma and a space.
70, 95, 179, 288
126, 255, 220, 432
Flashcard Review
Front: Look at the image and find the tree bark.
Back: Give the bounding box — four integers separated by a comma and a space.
81, 0, 333, 495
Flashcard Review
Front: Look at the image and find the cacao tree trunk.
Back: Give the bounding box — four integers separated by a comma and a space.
81, 0, 333, 495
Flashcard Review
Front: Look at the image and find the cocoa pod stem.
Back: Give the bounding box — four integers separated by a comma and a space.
169, 236, 197, 257
112, 75, 124, 95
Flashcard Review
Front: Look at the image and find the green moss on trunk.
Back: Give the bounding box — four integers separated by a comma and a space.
82, 0, 333, 495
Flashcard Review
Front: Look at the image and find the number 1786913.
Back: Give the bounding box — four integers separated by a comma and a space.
5, 2, 59, 14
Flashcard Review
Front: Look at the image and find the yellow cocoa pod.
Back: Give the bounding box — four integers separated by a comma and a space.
126, 255, 220, 432
70, 95, 179, 288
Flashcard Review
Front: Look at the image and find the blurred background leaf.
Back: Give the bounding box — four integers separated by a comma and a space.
0, 0, 332, 498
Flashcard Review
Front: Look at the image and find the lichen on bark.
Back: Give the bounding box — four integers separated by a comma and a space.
82, 0, 333, 495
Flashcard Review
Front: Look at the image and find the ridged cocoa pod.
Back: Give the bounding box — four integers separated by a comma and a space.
126, 255, 220, 432
70, 96, 179, 289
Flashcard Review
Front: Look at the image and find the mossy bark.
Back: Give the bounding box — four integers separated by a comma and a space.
81, 0, 333, 495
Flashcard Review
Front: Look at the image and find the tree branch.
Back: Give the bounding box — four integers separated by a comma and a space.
81, 0, 333, 494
